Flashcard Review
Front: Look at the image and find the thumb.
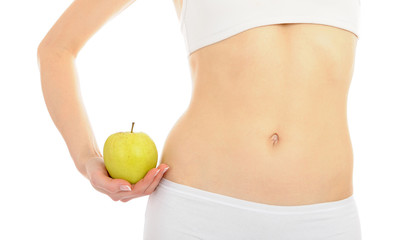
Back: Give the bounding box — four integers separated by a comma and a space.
94, 171, 132, 193
111, 178, 133, 192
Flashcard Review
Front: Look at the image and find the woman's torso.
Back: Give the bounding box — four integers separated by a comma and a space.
160, 0, 358, 206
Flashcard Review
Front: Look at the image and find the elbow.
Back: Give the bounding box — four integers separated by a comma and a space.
37, 40, 76, 60
37, 39, 50, 58
36, 41, 75, 74
37, 41, 46, 69
37, 40, 51, 63
37, 42, 44, 62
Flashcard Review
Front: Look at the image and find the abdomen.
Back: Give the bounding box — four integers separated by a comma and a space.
161, 23, 357, 206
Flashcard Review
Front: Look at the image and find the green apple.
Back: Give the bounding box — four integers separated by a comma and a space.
103, 122, 158, 184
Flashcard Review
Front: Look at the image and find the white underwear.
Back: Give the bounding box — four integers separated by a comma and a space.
143, 178, 362, 240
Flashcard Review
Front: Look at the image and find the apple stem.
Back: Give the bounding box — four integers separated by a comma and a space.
131, 122, 135, 133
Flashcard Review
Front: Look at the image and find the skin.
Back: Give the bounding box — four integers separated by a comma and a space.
37, 0, 168, 203
38, 0, 358, 205
163, 0, 358, 206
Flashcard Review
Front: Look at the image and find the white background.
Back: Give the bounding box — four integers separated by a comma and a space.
0, 0, 392, 239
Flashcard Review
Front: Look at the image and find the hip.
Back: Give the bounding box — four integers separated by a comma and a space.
144, 178, 361, 240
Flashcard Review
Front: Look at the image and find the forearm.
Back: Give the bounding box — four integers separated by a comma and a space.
37, 47, 102, 179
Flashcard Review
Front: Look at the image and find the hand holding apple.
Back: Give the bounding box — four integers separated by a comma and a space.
85, 155, 169, 202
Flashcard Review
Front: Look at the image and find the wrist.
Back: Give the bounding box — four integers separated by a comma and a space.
77, 153, 102, 180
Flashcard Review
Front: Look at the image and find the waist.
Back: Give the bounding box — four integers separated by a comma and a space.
160, 104, 354, 205
162, 104, 353, 165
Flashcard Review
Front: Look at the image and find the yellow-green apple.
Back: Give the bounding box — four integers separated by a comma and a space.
103, 122, 158, 184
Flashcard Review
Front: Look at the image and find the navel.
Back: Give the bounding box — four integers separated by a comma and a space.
270, 133, 279, 145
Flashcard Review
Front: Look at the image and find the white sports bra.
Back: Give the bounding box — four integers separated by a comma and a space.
179, 0, 361, 56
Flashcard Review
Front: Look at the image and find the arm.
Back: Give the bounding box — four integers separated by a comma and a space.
37, 0, 136, 179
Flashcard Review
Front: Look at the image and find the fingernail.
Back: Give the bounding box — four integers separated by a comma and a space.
154, 169, 161, 177
163, 167, 170, 173
120, 185, 131, 191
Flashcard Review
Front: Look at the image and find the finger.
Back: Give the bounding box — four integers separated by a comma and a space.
120, 197, 133, 202
115, 166, 166, 200
118, 166, 166, 202
91, 170, 132, 194
101, 178, 135, 201
93, 186, 122, 202
133, 165, 166, 195
144, 166, 169, 194
92, 185, 111, 196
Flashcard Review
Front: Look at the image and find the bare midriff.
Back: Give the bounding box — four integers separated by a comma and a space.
160, 0, 358, 206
